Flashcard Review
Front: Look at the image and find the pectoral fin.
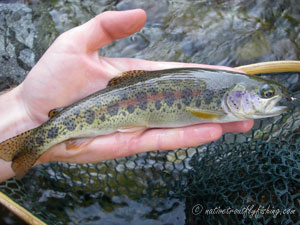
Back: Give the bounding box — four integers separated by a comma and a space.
186, 107, 225, 120
66, 138, 94, 151
118, 125, 148, 133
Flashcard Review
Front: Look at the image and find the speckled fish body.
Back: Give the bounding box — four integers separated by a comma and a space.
0, 68, 289, 178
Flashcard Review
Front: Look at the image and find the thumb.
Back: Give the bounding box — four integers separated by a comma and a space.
72, 9, 147, 52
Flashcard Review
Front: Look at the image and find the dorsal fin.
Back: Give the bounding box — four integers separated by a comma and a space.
107, 70, 148, 87
48, 107, 64, 119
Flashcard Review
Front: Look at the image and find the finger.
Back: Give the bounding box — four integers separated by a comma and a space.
221, 120, 254, 133
72, 9, 147, 52
0, 160, 15, 182
38, 120, 253, 165
38, 124, 223, 164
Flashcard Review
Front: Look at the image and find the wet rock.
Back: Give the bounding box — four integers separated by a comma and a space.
18, 48, 35, 68
116, 0, 168, 27
271, 39, 298, 60
49, 0, 115, 34
236, 33, 271, 62
0, 3, 57, 91
0, 50, 26, 90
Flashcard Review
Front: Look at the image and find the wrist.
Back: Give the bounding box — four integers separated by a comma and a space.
0, 85, 38, 142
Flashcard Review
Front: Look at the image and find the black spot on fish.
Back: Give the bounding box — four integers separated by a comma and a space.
100, 114, 106, 122
148, 87, 158, 96
38, 129, 45, 137
73, 110, 80, 118
203, 89, 214, 105
181, 88, 193, 106
47, 126, 59, 139
177, 103, 182, 110
136, 91, 148, 110
35, 136, 44, 145
217, 89, 226, 96
108, 103, 119, 116
63, 117, 76, 131
195, 98, 201, 107
163, 89, 175, 107
119, 92, 128, 101
84, 109, 95, 124
127, 104, 135, 114
122, 111, 126, 117
216, 99, 222, 107
155, 100, 162, 110
27, 142, 34, 150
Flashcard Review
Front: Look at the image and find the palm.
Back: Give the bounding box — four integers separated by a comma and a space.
21, 42, 108, 123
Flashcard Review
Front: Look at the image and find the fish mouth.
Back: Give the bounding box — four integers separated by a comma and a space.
258, 105, 289, 117
256, 95, 289, 118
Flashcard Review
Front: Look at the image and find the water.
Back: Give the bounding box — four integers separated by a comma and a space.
0, 0, 299, 224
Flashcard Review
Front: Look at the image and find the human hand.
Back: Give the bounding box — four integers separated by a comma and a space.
5, 9, 254, 167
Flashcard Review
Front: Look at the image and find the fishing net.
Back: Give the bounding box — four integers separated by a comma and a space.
0, 72, 299, 224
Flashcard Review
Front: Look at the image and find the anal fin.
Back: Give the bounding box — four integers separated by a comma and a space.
12, 151, 39, 179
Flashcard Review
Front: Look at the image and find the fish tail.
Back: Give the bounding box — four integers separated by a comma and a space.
0, 128, 37, 178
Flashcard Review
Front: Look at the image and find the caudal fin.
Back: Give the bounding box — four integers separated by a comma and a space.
0, 128, 37, 178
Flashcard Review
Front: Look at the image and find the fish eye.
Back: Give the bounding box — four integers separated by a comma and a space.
260, 84, 275, 98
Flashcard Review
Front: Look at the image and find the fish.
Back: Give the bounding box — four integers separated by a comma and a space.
0, 68, 290, 178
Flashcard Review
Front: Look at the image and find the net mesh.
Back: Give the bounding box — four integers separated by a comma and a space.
0, 73, 300, 224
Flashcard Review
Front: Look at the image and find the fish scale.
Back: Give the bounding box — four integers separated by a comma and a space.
0, 68, 288, 178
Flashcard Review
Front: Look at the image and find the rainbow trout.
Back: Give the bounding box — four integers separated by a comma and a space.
0, 68, 289, 178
